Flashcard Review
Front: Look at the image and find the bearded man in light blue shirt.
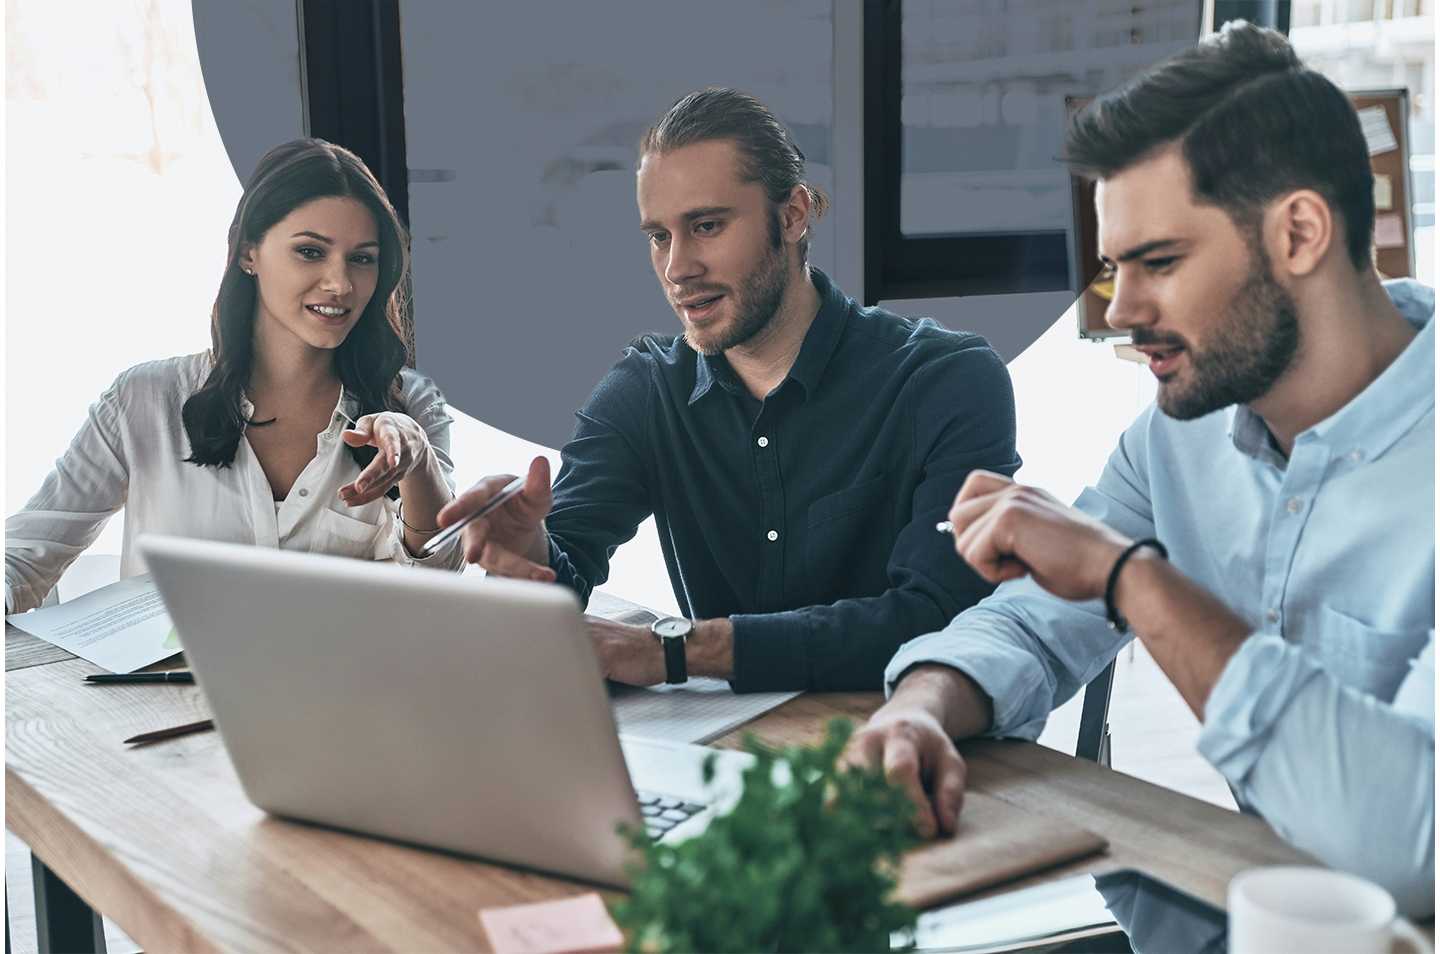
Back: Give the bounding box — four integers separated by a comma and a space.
846, 22, 1434, 916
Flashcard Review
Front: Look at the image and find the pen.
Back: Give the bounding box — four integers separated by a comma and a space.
420, 475, 527, 557
124, 719, 215, 745
936, 521, 954, 535
86, 672, 194, 685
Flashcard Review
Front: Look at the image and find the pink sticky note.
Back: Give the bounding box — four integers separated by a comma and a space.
1375, 213, 1406, 250
479, 893, 624, 954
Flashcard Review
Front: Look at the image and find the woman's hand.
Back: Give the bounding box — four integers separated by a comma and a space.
338, 412, 434, 506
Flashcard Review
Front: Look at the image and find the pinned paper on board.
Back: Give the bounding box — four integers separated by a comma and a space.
1358, 106, 1399, 156
1374, 213, 1406, 249
1374, 174, 1394, 211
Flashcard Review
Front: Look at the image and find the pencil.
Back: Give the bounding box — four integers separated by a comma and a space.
123, 719, 215, 745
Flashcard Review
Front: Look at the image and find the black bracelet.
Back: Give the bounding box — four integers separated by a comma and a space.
1104, 538, 1168, 633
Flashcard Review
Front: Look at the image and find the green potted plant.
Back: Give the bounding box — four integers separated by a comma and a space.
611, 719, 919, 953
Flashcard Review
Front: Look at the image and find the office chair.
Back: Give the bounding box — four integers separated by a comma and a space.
1076, 659, 1115, 765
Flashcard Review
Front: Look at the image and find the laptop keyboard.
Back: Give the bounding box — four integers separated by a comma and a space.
636, 790, 707, 840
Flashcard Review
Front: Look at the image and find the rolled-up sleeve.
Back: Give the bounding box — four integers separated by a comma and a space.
1198, 633, 1435, 917
885, 410, 1160, 734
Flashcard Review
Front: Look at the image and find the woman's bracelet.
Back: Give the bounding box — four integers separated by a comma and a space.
396, 499, 441, 536
1104, 538, 1168, 633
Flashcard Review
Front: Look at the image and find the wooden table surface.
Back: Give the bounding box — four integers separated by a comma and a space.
5, 623, 75, 672
5, 612, 1329, 954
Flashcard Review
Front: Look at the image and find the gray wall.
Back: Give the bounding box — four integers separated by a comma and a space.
400, 2, 837, 448
192, 2, 1140, 446
192, 0, 305, 182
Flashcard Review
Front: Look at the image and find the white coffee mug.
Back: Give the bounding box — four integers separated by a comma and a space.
1229, 866, 1431, 954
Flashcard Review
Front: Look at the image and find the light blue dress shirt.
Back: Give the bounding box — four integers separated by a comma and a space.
886, 280, 1435, 916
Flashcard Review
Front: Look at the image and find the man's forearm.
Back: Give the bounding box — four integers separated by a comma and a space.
891, 664, 994, 740
1111, 551, 1250, 718
687, 617, 735, 680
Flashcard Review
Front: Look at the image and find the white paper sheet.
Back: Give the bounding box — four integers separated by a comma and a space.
897, 874, 1118, 952
1358, 105, 1399, 156
587, 589, 802, 744
5, 574, 179, 673
610, 679, 801, 745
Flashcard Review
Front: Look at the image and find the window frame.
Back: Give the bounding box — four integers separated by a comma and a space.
296, 0, 414, 357
297, 0, 410, 226
860, 0, 1288, 307
861, 0, 1073, 305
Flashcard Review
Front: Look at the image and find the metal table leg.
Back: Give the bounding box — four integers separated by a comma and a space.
30, 855, 105, 954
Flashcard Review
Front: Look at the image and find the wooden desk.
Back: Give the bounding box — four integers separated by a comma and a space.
6, 623, 74, 672
7, 629, 1320, 954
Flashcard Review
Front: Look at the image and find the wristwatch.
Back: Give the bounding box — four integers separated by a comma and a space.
650, 617, 692, 685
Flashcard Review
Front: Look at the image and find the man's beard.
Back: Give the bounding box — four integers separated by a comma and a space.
683, 222, 789, 357
1142, 245, 1301, 421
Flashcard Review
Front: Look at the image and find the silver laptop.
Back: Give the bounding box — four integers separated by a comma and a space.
137, 534, 751, 888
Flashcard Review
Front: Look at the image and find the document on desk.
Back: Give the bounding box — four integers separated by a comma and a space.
4, 574, 180, 673
587, 589, 802, 744
610, 679, 801, 745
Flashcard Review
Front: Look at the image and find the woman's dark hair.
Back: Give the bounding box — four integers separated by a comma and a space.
640, 87, 829, 260
182, 138, 412, 476
1064, 21, 1374, 268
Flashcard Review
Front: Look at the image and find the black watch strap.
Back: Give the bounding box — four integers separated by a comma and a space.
661, 634, 687, 684
651, 618, 691, 684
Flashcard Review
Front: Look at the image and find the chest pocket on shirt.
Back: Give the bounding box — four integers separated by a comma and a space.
1310, 604, 1431, 700
317, 508, 386, 560
805, 473, 891, 599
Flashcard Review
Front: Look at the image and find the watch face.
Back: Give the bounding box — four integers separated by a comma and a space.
654, 618, 690, 638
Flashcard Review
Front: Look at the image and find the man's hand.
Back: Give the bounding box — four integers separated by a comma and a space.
437, 456, 555, 582
946, 470, 1132, 601
585, 616, 665, 686
843, 698, 967, 840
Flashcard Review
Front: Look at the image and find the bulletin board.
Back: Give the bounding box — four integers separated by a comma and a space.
1070, 88, 1415, 340
1353, 89, 1415, 281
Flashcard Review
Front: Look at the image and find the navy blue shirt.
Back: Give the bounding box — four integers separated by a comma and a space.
547, 269, 1020, 691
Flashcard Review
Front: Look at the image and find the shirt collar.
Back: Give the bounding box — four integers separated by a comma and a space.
239, 383, 360, 435
687, 267, 850, 406
1231, 279, 1435, 463
689, 345, 722, 404
333, 386, 361, 429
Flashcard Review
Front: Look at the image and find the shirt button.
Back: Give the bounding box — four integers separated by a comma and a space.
1266, 608, 1280, 625
766, 530, 779, 542
1285, 497, 1302, 514
1347, 449, 1363, 464
298, 488, 309, 498
757, 436, 769, 448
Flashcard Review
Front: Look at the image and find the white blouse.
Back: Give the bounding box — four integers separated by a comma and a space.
5, 352, 465, 613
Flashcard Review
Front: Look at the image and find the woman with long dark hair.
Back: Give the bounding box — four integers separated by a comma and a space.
5, 139, 463, 613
